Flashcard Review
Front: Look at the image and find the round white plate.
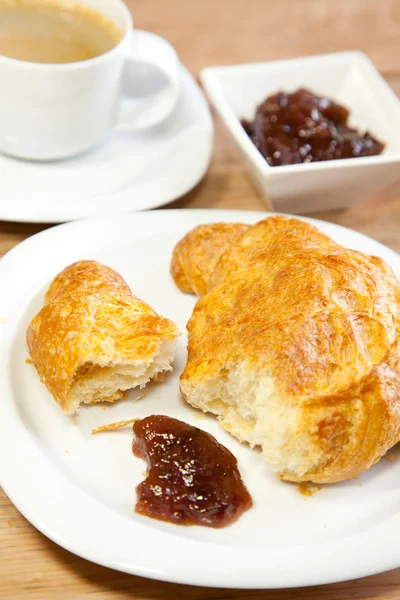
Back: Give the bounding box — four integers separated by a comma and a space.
0, 68, 212, 224
1, 209, 400, 589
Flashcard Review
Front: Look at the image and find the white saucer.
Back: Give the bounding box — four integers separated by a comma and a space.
0, 68, 213, 223
1, 210, 400, 589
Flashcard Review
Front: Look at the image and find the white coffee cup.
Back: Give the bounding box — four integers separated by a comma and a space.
0, 0, 180, 161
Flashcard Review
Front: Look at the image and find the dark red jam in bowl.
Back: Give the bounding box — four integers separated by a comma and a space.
242, 88, 384, 167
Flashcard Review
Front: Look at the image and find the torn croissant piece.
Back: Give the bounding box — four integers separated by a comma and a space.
173, 216, 400, 484
27, 260, 180, 414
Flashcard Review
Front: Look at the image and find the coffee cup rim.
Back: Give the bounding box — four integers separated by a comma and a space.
0, 0, 133, 70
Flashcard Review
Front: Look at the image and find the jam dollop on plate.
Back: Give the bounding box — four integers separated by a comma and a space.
242, 88, 385, 167
132, 415, 253, 527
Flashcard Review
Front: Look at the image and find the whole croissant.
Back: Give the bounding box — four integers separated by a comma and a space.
171, 216, 400, 484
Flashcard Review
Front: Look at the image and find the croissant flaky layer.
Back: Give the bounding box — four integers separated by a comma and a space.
171, 222, 250, 296
27, 260, 180, 414
172, 216, 400, 483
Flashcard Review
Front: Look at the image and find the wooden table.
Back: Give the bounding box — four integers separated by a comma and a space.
2, 1, 400, 598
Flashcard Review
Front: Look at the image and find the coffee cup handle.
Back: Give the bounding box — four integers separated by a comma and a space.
114, 30, 180, 130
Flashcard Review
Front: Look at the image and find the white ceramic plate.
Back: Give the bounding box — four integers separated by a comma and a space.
0, 68, 212, 224
1, 209, 400, 589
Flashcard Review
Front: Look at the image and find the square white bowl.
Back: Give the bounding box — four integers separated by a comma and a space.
201, 52, 400, 213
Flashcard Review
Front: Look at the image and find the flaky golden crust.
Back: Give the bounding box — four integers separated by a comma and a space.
177, 216, 400, 483
27, 260, 179, 413
284, 337, 400, 483
170, 223, 249, 296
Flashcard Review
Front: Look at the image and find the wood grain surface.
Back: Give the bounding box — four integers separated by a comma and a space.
2, 0, 400, 598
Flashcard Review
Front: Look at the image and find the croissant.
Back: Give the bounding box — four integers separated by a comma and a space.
27, 260, 180, 414
171, 222, 249, 296
171, 216, 400, 484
